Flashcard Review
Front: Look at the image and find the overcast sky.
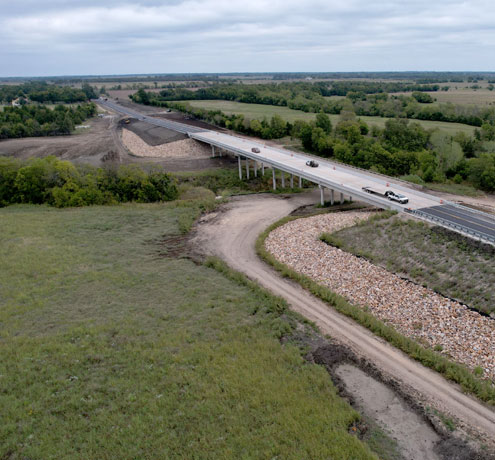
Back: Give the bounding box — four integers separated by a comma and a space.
1, 0, 495, 77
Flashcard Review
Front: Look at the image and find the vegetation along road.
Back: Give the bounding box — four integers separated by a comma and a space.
191, 191, 495, 441
100, 98, 495, 245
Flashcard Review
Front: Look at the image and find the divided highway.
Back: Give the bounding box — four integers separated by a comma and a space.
98, 98, 495, 245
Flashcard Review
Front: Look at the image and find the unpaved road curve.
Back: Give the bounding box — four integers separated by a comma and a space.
192, 192, 495, 442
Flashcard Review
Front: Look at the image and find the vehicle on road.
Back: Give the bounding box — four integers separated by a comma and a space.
362, 186, 409, 204
306, 160, 319, 167
251, 147, 260, 153
385, 190, 409, 204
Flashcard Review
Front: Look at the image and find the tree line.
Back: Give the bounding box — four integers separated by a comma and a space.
132, 83, 495, 127
0, 82, 96, 104
0, 103, 97, 139
0, 156, 178, 208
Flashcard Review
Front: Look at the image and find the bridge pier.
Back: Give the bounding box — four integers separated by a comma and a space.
290, 174, 294, 188
319, 185, 325, 206
211, 145, 216, 157
299, 176, 302, 188
246, 158, 250, 179
281, 171, 285, 188
254, 161, 258, 178
272, 168, 276, 190
262, 163, 265, 176
330, 189, 334, 206
340, 192, 344, 205
238, 156, 242, 179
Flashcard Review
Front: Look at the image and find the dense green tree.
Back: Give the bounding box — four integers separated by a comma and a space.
382, 119, 429, 151
315, 112, 332, 134
412, 92, 434, 103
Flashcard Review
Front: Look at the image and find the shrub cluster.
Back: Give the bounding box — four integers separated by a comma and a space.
0, 156, 178, 207
0, 103, 97, 139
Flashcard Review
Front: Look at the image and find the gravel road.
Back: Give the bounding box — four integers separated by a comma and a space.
191, 192, 495, 444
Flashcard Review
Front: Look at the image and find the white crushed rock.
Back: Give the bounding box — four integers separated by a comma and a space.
265, 211, 495, 380
122, 128, 210, 159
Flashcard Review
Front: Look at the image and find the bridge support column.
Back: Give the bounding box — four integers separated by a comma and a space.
262, 163, 265, 176
349, 196, 353, 203
246, 158, 250, 179
254, 162, 258, 178
340, 192, 344, 204
211, 145, 216, 157
238, 156, 242, 179
299, 176, 302, 188
290, 174, 294, 188
319, 185, 325, 206
330, 189, 334, 206
272, 168, 276, 190
281, 171, 285, 188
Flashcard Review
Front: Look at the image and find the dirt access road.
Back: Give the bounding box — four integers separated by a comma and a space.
192, 191, 495, 444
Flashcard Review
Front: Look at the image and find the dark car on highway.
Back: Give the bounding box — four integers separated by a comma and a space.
306, 160, 319, 167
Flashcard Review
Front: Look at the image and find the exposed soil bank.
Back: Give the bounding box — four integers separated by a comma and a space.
336, 364, 440, 460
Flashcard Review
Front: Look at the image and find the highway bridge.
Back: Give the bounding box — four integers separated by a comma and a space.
98, 99, 495, 246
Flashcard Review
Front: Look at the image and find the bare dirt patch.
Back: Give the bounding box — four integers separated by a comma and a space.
0, 115, 126, 166
0, 104, 235, 172
336, 364, 441, 460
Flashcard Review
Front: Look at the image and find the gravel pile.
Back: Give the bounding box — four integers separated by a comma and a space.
122, 129, 211, 158
265, 212, 495, 380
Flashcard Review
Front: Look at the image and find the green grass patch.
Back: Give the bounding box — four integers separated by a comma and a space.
256, 216, 495, 404
0, 203, 377, 459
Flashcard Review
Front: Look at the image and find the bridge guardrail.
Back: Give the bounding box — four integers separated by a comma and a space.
405, 209, 495, 245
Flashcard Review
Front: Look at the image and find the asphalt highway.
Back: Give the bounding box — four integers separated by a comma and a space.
417, 204, 495, 241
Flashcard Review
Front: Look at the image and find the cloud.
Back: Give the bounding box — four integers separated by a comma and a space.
1, 0, 494, 76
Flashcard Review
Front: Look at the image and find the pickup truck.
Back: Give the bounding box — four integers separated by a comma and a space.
362, 186, 409, 204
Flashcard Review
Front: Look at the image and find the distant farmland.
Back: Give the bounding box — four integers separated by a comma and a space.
180, 100, 476, 136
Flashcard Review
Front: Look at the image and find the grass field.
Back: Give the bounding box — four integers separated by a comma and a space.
0, 202, 377, 459
327, 214, 495, 315
180, 100, 476, 136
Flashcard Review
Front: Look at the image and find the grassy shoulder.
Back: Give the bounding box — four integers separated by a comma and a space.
0, 202, 377, 459
256, 213, 495, 404
323, 213, 495, 316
